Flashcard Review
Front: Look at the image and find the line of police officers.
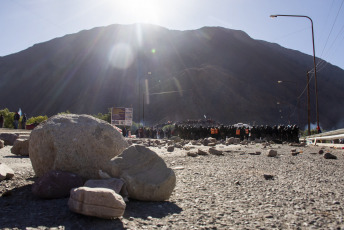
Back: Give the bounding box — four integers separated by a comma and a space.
174, 124, 300, 143
136, 123, 300, 143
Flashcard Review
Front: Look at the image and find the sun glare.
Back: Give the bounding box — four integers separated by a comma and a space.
108, 43, 134, 69
115, 0, 162, 24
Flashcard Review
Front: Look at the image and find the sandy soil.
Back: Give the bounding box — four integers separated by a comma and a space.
1, 137, 344, 229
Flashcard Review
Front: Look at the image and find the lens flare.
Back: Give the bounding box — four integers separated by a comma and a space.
108, 43, 134, 69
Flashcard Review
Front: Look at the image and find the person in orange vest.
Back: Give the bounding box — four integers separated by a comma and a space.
210, 127, 215, 138
236, 128, 240, 136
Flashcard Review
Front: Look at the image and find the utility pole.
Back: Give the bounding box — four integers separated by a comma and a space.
270, 14, 320, 133
307, 71, 311, 135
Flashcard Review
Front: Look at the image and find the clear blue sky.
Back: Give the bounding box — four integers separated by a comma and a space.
1, 0, 344, 70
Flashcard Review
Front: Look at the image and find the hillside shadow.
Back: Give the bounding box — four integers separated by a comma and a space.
124, 199, 182, 219
0, 184, 124, 229
0, 184, 181, 229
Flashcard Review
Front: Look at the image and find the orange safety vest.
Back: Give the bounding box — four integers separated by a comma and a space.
236, 129, 240, 135
245, 129, 249, 135
215, 128, 219, 134
211, 128, 215, 135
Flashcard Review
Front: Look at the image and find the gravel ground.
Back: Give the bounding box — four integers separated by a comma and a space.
1, 138, 344, 229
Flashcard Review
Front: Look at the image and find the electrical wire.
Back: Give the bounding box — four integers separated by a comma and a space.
312, 0, 344, 73
297, 72, 314, 100
319, 0, 344, 58
314, 22, 344, 72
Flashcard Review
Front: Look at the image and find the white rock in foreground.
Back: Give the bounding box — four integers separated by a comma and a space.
0, 163, 14, 181
68, 187, 126, 219
109, 145, 176, 201
29, 114, 129, 179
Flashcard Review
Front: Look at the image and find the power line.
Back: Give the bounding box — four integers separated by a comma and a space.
312, 0, 344, 72
315, 22, 344, 72
297, 72, 314, 100
319, 0, 344, 58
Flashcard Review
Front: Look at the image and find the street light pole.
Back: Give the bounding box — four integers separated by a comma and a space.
270, 14, 320, 133
307, 71, 311, 135
142, 92, 145, 127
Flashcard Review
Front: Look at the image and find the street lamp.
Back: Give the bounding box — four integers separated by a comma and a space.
270, 14, 320, 133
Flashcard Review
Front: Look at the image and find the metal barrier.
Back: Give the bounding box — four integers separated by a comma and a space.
306, 128, 344, 148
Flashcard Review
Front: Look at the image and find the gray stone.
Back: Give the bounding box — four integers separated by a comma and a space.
0, 163, 14, 181
167, 146, 175, 152
267, 149, 277, 157
175, 143, 183, 148
0, 133, 19, 146
29, 114, 129, 179
233, 138, 240, 144
11, 139, 29, 156
187, 151, 198, 157
109, 145, 176, 201
198, 149, 209, 155
191, 140, 199, 145
263, 174, 274, 180
240, 141, 248, 145
291, 151, 300, 156
203, 137, 216, 146
170, 136, 181, 142
84, 178, 125, 194
209, 148, 223, 156
0, 140, 4, 149
324, 152, 337, 159
32, 170, 84, 199
69, 187, 126, 219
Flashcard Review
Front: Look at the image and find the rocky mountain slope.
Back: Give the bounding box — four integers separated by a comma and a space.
0, 24, 343, 129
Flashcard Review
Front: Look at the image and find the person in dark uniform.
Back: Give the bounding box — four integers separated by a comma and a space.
13, 112, 20, 129
21, 114, 27, 129
0, 114, 4, 128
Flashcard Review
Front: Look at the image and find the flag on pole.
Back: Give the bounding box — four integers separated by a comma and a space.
18, 108, 22, 116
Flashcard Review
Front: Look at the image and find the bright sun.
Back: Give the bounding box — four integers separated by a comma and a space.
116, 0, 162, 24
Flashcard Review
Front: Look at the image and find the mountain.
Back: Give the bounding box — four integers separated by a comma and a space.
0, 24, 343, 129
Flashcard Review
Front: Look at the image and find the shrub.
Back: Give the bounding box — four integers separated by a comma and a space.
27, 115, 48, 125
58, 110, 71, 115
93, 112, 111, 123
0, 108, 15, 128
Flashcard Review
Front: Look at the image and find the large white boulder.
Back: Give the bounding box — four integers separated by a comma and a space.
109, 145, 176, 201
29, 114, 129, 179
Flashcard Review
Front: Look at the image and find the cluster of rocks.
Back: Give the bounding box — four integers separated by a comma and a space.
31, 170, 127, 219
0, 132, 30, 183
0, 132, 30, 156
129, 135, 340, 161
25, 114, 176, 219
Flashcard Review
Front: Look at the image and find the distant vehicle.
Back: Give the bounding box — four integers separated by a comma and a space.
233, 123, 252, 128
